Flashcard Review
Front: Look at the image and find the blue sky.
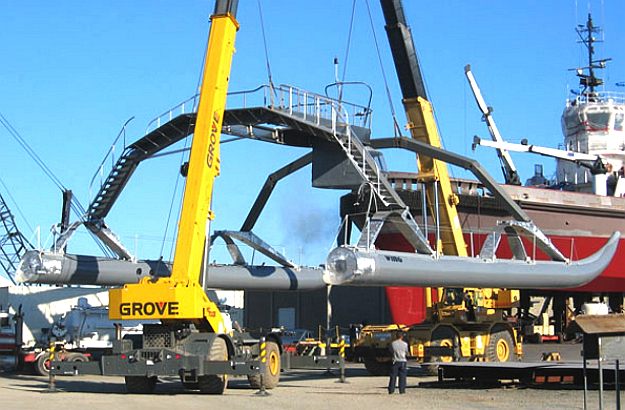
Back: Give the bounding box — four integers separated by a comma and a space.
1, 1, 624, 272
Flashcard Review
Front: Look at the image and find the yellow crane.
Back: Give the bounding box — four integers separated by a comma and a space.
48, 1, 282, 394
352, 0, 521, 374
109, 0, 238, 334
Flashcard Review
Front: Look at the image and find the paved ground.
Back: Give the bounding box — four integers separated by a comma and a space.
1, 349, 622, 410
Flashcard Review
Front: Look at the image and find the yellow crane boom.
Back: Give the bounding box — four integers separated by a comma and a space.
109, 2, 239, 333
381, 0, 466, 257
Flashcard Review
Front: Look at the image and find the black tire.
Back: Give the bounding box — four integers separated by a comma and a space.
486, 328, 514, 362
198, 337, 228, 395
426, 327, 460, 363
363, 357, 392, 376
67, 352, 89, 362
423, 327, 459, 374
527, 333, 542, 344
125, 376, 157, 394
35, 353, 51, 376
247, 341, 281, 389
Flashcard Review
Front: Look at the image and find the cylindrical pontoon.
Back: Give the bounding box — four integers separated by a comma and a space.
323, 232, 620, 289
16, 250, 325, 290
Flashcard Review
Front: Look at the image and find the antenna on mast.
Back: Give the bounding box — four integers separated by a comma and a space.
572, 14, 611, 94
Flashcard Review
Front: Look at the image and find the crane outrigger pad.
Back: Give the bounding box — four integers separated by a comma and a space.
323, 232, 619, 289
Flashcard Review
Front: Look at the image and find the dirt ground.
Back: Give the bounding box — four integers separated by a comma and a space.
1, 356, 622, 410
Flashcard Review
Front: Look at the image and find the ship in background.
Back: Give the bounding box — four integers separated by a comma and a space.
468, 13, 625, 291
342, 13, 625, 339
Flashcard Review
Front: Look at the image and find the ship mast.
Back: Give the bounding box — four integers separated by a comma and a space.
575, 13, 610, 95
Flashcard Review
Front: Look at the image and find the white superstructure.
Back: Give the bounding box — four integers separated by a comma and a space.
558, 91, 625, 190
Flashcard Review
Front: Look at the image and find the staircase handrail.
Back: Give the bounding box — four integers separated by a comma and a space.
88, 117, 134, 206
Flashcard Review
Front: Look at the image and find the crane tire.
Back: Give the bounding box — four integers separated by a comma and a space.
35, 353, 51, 376
247, 341, 280, 389
486, 327, 514, 362
198, 337, 228, 394
363, 357, 392, 376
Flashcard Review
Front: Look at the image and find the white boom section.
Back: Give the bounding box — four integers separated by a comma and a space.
473, 136, 625, 196
473, 137, 605, 163
465, 65, 519, 184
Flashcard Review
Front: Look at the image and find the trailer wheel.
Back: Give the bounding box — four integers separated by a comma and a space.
125, 376, 157, 394
198, 337, 228, 394
363, 357, 392, 376
247, 341, 280, 389
35, 353, 51, 376
487, 328, 513, 362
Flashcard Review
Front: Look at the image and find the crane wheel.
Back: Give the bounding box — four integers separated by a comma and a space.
486, 328, 513, 362
363, 357, 392, 376
35, 353, 51, 376
424, 327, 460, 374
428, 327, 459, 363
248, 341, 280, 389
125, 376, 157, 394
198, 337, 228, 394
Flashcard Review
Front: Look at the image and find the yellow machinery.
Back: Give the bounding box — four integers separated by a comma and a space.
104, 1, 245, 394
47, 1, 283, 394
108, 0, 237, 330
353, 0, 521, 375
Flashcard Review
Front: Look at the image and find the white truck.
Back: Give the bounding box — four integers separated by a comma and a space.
0, 285, 144, 374
0, 285, 240, 375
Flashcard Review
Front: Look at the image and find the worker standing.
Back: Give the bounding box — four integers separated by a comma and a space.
388, 332, 408, 394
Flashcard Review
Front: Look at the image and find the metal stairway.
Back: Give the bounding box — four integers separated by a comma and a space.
231, 85, 431, 253
245, 88, 407, 210
87, 85, 406, 224
87, 113, 195, 221
78, 84, 432, 257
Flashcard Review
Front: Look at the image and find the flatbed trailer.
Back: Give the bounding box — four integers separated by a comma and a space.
435, 361, 625, 388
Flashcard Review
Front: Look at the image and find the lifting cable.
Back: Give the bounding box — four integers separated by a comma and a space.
0, 112, 91, 218
0, 111, 114, 255
337, 0, 358, 102
160, 112, 194, 263
0, 111, 67, 194
160, 26, 211, 262
160, 141, 187, 261
364, 0, 402, 137
257, 0, 275, 89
